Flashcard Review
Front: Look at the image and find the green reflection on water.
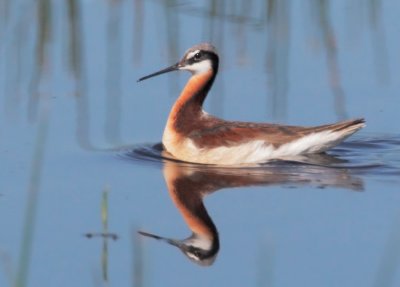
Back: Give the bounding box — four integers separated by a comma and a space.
15, 85, 50, 287
1, 0, 389, 140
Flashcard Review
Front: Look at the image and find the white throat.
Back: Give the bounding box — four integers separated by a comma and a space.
181, 60, 212, 75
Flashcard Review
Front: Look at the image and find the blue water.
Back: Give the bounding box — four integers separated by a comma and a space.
1, 0, 400, 286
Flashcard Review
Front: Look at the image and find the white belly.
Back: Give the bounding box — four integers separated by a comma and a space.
163, 130, 347, 166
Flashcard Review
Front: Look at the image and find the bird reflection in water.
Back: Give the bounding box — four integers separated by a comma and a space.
138, 152, 363, 266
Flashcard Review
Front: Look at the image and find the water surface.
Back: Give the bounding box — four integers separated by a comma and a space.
1, 0, 400, 287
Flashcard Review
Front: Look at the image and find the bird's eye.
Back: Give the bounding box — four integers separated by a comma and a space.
194, 52, 202, 61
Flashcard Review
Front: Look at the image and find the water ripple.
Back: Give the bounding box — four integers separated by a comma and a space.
119, 134, 400, 179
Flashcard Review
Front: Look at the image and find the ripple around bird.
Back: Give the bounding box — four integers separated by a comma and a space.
121, 134, 400, 180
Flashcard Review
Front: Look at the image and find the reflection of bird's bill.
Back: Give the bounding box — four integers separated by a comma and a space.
138, 231, 218, 266
138, 230, 183, 248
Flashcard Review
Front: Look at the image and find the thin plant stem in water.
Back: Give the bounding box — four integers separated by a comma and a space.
101, 186, 110, 282
15, 97, 51, 287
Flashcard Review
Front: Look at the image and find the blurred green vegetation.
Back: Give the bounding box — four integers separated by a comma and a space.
0, 0, 388, 128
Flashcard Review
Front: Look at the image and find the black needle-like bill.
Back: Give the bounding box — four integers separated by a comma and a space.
137, 63, 180, 82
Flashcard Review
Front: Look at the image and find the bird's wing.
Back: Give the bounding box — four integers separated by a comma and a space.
188, 118, 365, 149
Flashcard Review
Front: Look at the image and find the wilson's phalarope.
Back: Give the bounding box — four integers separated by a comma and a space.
138, 43, 365, 165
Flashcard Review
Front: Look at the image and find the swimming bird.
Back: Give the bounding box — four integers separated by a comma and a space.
138, 43, 365, 165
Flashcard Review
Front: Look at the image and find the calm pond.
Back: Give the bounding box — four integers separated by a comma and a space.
1, 1, 400, 286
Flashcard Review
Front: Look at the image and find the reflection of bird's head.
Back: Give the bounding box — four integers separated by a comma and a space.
138, 231, 219, 266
